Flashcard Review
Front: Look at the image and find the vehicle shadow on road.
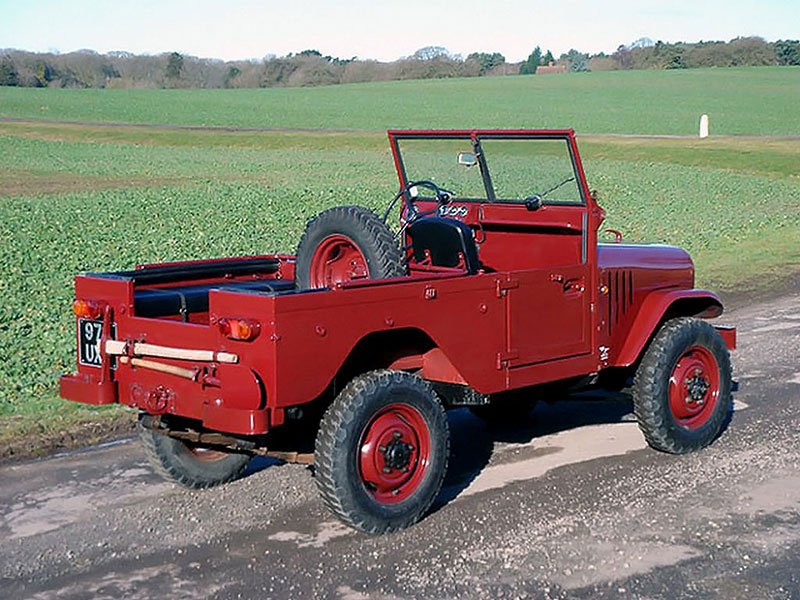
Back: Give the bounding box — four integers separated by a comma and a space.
235, 392, 637, 492
431, 391, 635, 511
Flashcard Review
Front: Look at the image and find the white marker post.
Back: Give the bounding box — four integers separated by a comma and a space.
699, 114, 709, 138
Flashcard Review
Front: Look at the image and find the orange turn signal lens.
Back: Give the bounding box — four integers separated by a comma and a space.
218, 318, 260, 341
73, 299, 102, 320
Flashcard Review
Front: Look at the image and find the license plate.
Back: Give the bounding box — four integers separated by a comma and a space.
78, 319, 104, 367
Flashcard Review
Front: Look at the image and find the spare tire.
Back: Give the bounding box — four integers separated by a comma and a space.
295, 206, 405, 290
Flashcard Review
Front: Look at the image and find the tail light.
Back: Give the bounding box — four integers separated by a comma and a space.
218, 318, 260, 341
73, 299, 103, 320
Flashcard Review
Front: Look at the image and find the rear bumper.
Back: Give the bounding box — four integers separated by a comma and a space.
201, 399, 270, 436
60, 371, 270, 436
60, 373, 117, 405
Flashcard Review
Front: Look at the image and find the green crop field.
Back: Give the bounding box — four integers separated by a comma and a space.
1, 66, 799, 457
1, 66, 799, 135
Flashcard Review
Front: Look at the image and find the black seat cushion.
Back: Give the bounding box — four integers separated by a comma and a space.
135, 280, 295, 318
407, 217, 481, 274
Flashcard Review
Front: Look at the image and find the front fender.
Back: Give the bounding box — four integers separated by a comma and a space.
613, 289, 723, 367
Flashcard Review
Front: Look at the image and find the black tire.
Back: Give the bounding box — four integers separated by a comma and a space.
295, 206, 405, 290
137, 415, 250, 489
633, 317, 733, 454
314, 370, 449, 534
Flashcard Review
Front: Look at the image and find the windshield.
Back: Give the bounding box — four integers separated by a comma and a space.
395, 135, 583, 204
481, 138, 581, 203
396, 137, 487, 199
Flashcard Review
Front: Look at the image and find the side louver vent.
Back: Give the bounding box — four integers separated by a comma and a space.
607, 270, 634, 335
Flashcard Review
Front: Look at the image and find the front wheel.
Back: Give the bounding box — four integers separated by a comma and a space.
633, 317, 733, 454
314, 370, 449, 534
137, 415, 251, 489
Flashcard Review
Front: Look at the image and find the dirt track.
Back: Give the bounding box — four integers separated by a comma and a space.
1, 287, 799, 599
4, 116, 800, 140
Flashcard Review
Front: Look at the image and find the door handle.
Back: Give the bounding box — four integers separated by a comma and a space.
550, 274, 585, 295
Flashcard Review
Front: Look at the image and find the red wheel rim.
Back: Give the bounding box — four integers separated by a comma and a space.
309, 234, 369, 288
358, 403, 431, 504
668, 345, 721, 430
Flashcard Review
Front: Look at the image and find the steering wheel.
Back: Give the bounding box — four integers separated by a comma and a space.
383, 179, 455, 225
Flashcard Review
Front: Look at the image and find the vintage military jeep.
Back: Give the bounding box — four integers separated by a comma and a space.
62, 130, 735, 533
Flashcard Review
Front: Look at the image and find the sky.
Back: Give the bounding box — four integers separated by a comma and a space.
0, 0, 797, 62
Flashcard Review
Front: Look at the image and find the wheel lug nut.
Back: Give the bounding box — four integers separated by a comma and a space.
379, 445, 387, 453
382, 467, 392, 473
393, 431, 402, 439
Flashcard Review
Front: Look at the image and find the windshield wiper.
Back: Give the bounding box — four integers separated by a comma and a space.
540, 175, 575, 198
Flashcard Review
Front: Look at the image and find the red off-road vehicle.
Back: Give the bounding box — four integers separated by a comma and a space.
61, 130, 735, 533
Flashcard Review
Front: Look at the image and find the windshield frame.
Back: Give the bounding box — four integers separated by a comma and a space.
388, 129, 588, 207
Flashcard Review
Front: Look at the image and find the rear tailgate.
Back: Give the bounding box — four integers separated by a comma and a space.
60, 258, 289, 436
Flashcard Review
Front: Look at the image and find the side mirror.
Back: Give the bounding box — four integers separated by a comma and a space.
524, 194, 543, 211
457, 151, 478, 168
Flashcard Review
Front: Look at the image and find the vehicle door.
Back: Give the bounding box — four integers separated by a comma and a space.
478, 136, 592, 367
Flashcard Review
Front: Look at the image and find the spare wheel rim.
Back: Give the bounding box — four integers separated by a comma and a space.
309, 234, 369, 287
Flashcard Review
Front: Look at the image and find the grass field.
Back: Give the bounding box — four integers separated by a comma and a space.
2, 67, 799, 135
1, 67, 799, 457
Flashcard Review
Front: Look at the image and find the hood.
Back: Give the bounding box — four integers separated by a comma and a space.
598, 243, 694, 290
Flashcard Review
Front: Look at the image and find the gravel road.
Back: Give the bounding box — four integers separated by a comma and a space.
1, 289, 798, 599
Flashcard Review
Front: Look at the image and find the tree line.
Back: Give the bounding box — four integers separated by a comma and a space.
0, 37, 797, 89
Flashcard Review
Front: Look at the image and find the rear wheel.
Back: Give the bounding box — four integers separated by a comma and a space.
137, 414, 250, 488
314, 370, 449, 534
633, 317, 732, 454
295, 206, 405, 290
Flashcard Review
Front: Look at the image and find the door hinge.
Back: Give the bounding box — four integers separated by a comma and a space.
495, 278, 519, 298
496, 349, 519, 369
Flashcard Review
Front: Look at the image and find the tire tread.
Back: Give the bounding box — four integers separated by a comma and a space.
295, 206, 405, 289
314, 370, 449, 534
633, 317, 732, 454
137, 419, 249, 489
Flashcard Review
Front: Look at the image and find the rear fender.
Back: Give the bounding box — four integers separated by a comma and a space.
336, 328, 468, 391
614, 289, 723, 367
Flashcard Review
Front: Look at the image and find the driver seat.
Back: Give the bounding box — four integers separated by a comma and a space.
407, 217, 481, 274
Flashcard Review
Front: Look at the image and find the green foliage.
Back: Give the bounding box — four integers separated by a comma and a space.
519, 46, 542, 74
542, 50, 555, 66
223, 65, 241, 88
561, 49, 590, 72
775, 40, 800, 66
616, 36, 776, 70
33, 60, 55, 87
101, 62, 120, 81
0, 56, 18, 86
466, 52, 505, 75
165, 52, 184, 81
411, 46, 451, 61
